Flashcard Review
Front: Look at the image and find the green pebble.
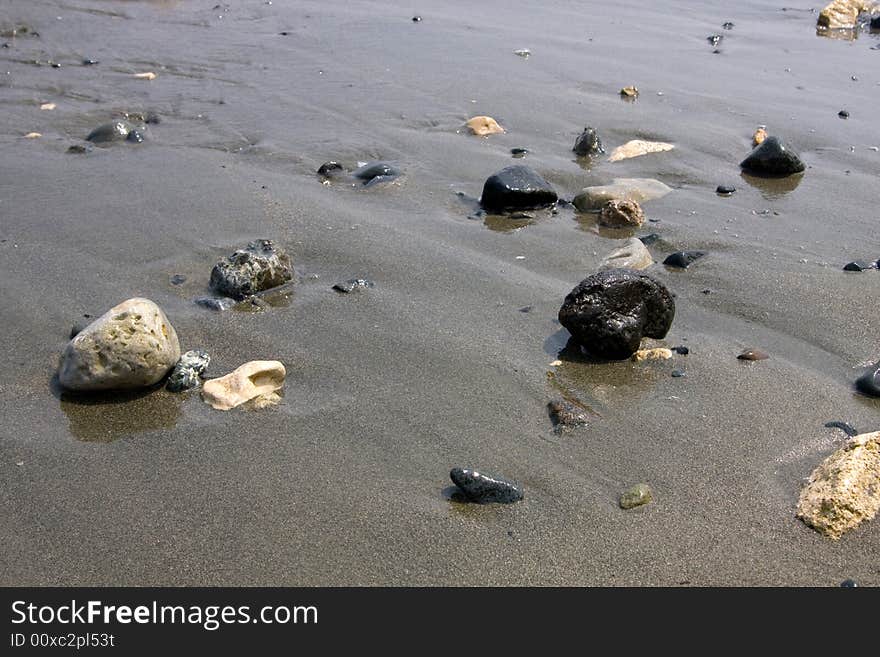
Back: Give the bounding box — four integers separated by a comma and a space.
619, 483, 653, 510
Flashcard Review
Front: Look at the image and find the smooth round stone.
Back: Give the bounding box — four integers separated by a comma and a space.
547, 399, 590, 432
572, 126, 605, 157
317, 161, 344, 176
86, 121, 139, 144
855, 366, 880, 397
480, 165, 557, 213
838, 110, 849, 119
671, 369, 685, 377
740, 136, 805, 177
352, 161, 401, 186
840, 579, 858, 588
737, 348, 769, 361
663, 251, 706, 269
843, 261, 875, 271
600, 237, 653, 271
619, 483, 653, 509
510, 147, 529, 157
209, 239, 293, 300
558, 269, 675, 360
57, 298, 180, 391
716, 185, 736, 195
572, 178, 672, 212
673, 345, 689, 355
449, 467, 523, 504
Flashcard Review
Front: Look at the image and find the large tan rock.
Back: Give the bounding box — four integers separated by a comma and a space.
796, 431, 880, 539
608, 139, 674, 163
466, 116, 504, 136
817, 1, 876, 29
572, 178, 672, 212
58, 298, 180, 391
202, 360, 286, 410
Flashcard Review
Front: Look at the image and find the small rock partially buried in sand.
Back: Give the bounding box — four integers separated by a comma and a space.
600, 237, 654, 271
608, 139, 674, 163
466, 115, 504, 136
620, 86, 639, 98
133, 71, 157, 80
449, 467, 523, 504
23, 132, 41, 139
598, 199, 645, 228
619, 483, 653, 509
58, 298, 180, 391
737, 348, 769, 361
797, 430, 880, 539
40, 103, 55, 110
631, 347, 672, 362
202, 360, 286, 411
817, 0, 877, 30
573, 178, 672, 212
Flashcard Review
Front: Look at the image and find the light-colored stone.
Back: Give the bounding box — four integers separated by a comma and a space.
466, 115, 504, 136
796, 431, 880, 539
608, 139, 674, 162
817, 1, 876, 29
752, 127, 768, 146
631, 347, 672, 362
598, 199, 645, 228
58, 298, 180, 391
601, 238, 654, 271
202, 360, 286, 411
620, 86, 639, 98
572, 178, 672, 212
133, 71, 157, 80
23, 132, 41, 139
40, 103, 55, 110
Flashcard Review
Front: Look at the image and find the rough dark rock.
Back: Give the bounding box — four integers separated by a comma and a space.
317, 161, 344, 176
572, 126, 605, 157
480, 165, 557, 213
740, 136, 805, 177
638, 233, 661, 246
548, 399, 591, 432
86, 121, 143, 144
716, 185, 736, 195
737, 348, 769, 361
838, 110, 849, 119
332, 278, 374, 293
352, 161, 401, 186
194, 296, 236, 311
855, 365, 880, 397
209, 239, 293, 300
663, 251, 706, 269
170, 274, 187, 285
449, 467, 523, 504
619, 483, 653, 509
510, 147, 529, 157
166, 349, 211, 392
66, 143, 93, 154
843, 261, 876, 271
558, 269, 675, 360
673, 345, 689, 355
707, 34, 723, 46
825, 421, 858, 437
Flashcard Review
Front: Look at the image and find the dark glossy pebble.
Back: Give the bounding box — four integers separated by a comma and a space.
510, 147, 529, 157
559, 269, 675, 360
449, 467, 523, 504
572, 126, 605, 157
352, 161, 401, 185
673, 345, 689, 355
638, 233, 661, 246
671, 369, 685, 377
1, 43, 9, 49
332, 278, 374, 293
663, 251, 706, 269
194, 296, 235, 311
843, 261, 876, 271
838, 110, 849, 119
722, 21, 734, 30
317, 161, 344, 176
82, 58, 98, 65
707, 34, 723, 46
126, 129, 145, 143
50, 62, 61, 68
840, 579, 858, 587
855, 366, 880, 397
170, 274, 187, 285
412, 16, 422, 22
737, 348, 769, 361
824, 421, 858, 437
716, 185, 736, 195
87, 121, 136, 144
740, 136, 805, 177
481, 165, 557, 213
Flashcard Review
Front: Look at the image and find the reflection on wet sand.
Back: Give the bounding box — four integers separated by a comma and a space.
739, 171, 804, 200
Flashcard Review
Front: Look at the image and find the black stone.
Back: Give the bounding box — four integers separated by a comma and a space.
673, 345, 689, 355
638, 233, 661, 246
166, 349, 211, 392
740, 136, 805, 177
671, 369, 685, 377
480, 165, 557, 213
663, 251, 706, 269
707, 34, 723, 47
170, 274, 187, 285
824, 421, 858, 437
352, 161, 401, 186
332, 279, 374, 293
572, 126, 605, 157
855, 366, 880, 397
194, 296, 235, 311
716, 185, 736, 195
69, 322, 87, 339
722, 22, 734, 30
317, 161, 344, 176
558, 269, 675, 360
510, 147, 529, 157
449, 467, 523, 504
840, 579, 858, 588
412, 16, 422, 22
843, 261, 875, 271
126, 129, 145, 143
144, 112, 161, 125
86, 121, 139, 144
66, 143, 92, 154
838, 110, 849, 119
209, 239, 293, 300
872, 16, 880, 29
82, 58, 99, 65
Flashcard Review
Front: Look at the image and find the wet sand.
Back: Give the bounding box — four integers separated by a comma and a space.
1, 0, 879, 585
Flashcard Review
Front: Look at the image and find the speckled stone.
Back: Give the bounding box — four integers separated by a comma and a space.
209, 239, 293, 301
166, 349, 211, 392
619, 483, 653, 509
449, 467, 523, 504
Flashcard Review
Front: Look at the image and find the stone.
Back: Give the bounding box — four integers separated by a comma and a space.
598, 199, 645, 228
619, 483, 653, 509
86, 121, 144, 144
608, 139, 674, 163
740, 136, 805, 177
796, 431, 880, 539
673, 345, 690, 355
558, 269, 675, 360
855, 366, 880, 397
352, 161, 401, 186
572, 178, 672, 212
752, 127, 768, 146
716, 185, 736, 195
840, 579, 858, 587
194, 296, 236, 311
317, 161, 344, 176
57, 298, 180, 391
707, 34, 723, 47
825, 421, 859, 437
466, 116, 504, 136
737, 348, 769, 361
838, 110, 850, 119
600, 237, 654, 271
449, 467, 523, 504
631, 347, 672, 362
332, 278, 374, 293
209, 239, 293, 300
620, 86, 639, 98
510, 147, 529, 157
638, 233, 662, 246
671, 369, 685, 377
572, 126, 605, 157
817, 0, 876, 29
202, 360, 286, 411
480, 165, 557, 213
67, 144, 93, 154
843, 261, 876, 271
547, 399, 591, 431
166, 349, 211, 392
663, 251, 706, 269
873, 15, 880, 28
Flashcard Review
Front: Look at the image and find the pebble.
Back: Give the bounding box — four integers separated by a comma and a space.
663, 251, 706, 269
449, 467, 523, 504
740, 136, 805, 177
737, 348, 769, 361
573, 178, 672, 212
722, 21, 735, 30
170, 274, 187, 285
843, 261, 876, 271
855, 366, 880, 397
510, 147, 529, 157
707, 34, 723, 47
412, 16, 421, 22
352, 161, 401, 187
317, 161, 344, 177
838, 110, 849, 119
598, 199, 645, 228
66, 143, 92, 154
166, 349, 211, 392
619, 86, 639, 98
558, 269, 675, 360
608, 139, 674, 163
466, 115, 504, 136
86, 121, 144, 144
631, 347, 672, 362
600, 237, 654, 271
547, 399, 591, 431
82, 58, 99, 65
332, 278, 374, 293
194, 296, 236, 311
572, 126, 605, 157
716, 185, 736, 195
513, 49, 531, 58
619, 483, 653, 509
638, 233, 662, 246
671, 369, 685, 377
209, 239, 293, 300
840, 579, 858, 587
673, 345, 689, 355
480, 165, 557, 213
824, 421, 858, 437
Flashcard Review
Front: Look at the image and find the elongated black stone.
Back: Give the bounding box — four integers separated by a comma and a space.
480, 165, 557, 212
740, 136, 805, 177
449, 467, 523, 504
663, 251, 706, 269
